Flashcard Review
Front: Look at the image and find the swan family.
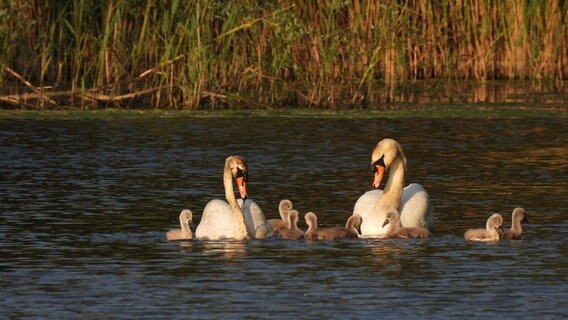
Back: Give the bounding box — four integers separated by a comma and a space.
165, 139, 527, 243
194, 155, 273, 241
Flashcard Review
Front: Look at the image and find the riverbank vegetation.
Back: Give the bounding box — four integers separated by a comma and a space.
2, 104, 567, 120
1, 1, 567, 109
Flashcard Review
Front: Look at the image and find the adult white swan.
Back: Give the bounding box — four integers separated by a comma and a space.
195, 155, 274, 240
353, 138, 435, 237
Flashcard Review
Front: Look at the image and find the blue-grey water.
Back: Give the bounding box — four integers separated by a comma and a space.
1, 116, 567, 319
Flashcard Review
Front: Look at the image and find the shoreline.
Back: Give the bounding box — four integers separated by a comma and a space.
1, 104, 567, 120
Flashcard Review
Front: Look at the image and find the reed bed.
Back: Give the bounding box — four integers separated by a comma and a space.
1, 0, 567, 109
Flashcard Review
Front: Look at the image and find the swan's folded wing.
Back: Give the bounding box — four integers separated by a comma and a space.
195, 199, 235, 240
238, 198, 274, 239
353, 189, 383, 221
400, 183, 435, 232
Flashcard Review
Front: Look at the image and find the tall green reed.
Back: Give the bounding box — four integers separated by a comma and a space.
0, 0, 566, 109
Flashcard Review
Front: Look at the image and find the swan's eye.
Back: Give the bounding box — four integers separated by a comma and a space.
371, 156, 386, 172
236, 168, 248, 181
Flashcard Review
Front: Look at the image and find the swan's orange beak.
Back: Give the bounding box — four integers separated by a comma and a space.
373, 165, 385, 188
236, 176, 248, 200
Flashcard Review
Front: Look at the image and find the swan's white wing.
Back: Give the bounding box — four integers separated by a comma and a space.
238, 198, 274, 239
359, 208, 391, 237
354, 183, 434, 236
400, 183, 435, 231
195, 199, 235, 240
353, 189, 388, 236
353, 189, 383, 222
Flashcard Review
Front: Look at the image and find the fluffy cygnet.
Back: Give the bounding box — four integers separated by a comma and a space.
304, 212, 361, 240
382, 209, 432, 239
464, 213, 504, 242
502, 207, 528, 240
166, 209, 194, 241
279, 209, 305, 240
268, 199, 293, 233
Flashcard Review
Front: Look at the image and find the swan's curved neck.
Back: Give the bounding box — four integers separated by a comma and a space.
224, 163, 250, 240
180, 216, 193, 240
375, 156, 405, 210
512, 215, 523, 232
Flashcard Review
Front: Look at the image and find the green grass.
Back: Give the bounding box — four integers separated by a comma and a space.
1, 1, 566, 109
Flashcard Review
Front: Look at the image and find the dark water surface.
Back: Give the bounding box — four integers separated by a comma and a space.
1, 117, 567, 319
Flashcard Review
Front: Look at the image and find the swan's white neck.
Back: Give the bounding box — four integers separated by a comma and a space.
224, 163, 250, 240
361, 154, 406, 237
374, 156, 405, 211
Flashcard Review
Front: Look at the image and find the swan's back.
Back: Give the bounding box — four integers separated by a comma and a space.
353, 189, 383, 222
195, 199, 235, 240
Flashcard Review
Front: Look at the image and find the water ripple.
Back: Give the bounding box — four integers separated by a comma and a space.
1, 118, 567, 319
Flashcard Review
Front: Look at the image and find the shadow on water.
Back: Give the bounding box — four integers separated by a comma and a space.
1, 116, 567, 318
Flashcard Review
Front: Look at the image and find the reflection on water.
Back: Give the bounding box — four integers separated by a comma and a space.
396, 80, 568, 104
199, 241, 248, 259
1, 117, 567, 318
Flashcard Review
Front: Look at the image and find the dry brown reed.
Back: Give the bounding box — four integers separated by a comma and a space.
0, 0, 566, 109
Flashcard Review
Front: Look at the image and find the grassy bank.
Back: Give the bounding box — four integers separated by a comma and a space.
1, 1, 567, 109
1, 104, 566, 120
